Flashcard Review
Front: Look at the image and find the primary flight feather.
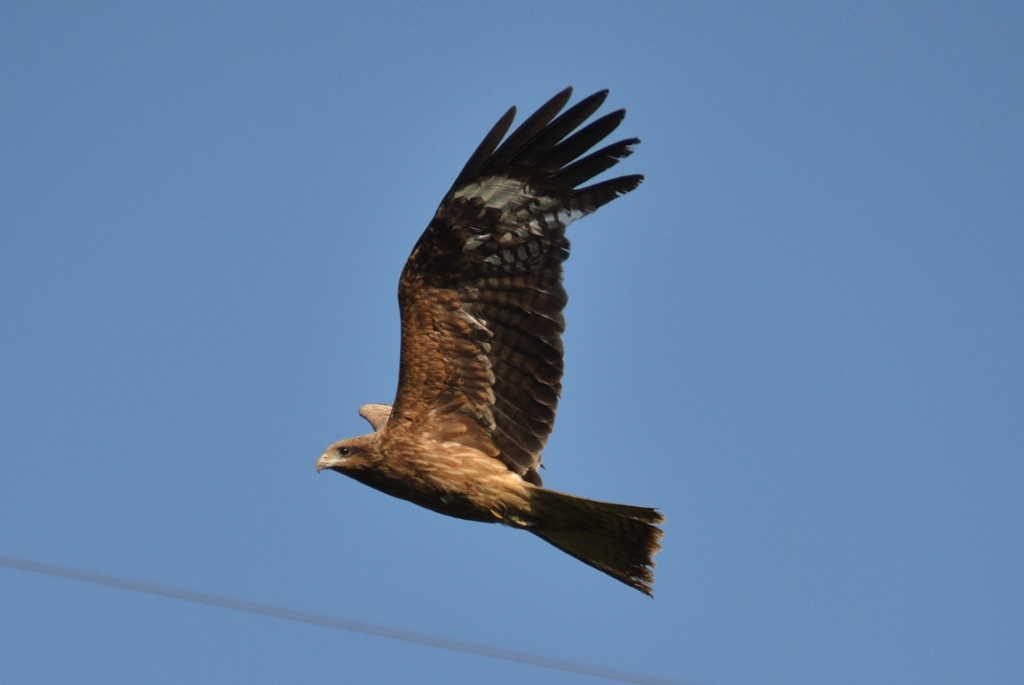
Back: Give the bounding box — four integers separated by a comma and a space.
316, 87, 664, 595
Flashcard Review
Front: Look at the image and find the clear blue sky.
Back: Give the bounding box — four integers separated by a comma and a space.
1, 2, 1021, 684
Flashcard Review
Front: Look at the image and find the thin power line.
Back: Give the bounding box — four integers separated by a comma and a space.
1, 554, 690, 685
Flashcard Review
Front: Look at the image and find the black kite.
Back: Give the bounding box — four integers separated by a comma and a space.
316, 88, 664, 595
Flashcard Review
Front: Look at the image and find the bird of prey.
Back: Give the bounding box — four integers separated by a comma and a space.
316, 87, 664, 595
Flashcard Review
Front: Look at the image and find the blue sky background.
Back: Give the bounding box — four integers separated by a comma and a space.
1, 2, 1021, 684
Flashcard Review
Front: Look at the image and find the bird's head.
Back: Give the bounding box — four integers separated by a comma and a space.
316, 433, 378, 474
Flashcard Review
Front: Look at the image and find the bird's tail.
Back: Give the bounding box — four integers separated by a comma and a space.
527, 487, 664, 596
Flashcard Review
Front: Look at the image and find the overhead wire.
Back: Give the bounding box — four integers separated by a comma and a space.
0, 554, 692, 685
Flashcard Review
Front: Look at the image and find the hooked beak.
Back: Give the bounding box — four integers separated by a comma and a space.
316, 451, 340, 472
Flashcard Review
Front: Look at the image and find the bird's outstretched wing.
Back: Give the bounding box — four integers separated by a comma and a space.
387, 88, 642, 484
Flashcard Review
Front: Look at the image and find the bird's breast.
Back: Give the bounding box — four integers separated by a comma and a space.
353, 437, 533, 525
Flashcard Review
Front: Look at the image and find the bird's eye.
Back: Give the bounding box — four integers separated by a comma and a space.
339, 447, 351, 456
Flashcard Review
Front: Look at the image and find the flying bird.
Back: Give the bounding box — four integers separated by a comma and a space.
316, 87, 664, 595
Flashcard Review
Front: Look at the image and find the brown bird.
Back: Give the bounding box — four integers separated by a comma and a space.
316, 87, 664, 595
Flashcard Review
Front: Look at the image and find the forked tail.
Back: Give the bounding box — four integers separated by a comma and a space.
528, 488, 665, 596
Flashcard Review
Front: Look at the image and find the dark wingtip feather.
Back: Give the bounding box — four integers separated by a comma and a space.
507, 89, 611, 168
550, 137, 641, 189
449, 105, 517, 193
489, 87, 574, 167
534, 109, 627, 174
573, 173, 645, 213
447, 89, 641, 217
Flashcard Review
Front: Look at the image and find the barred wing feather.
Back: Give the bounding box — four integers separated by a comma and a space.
389, 88, 642, 484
